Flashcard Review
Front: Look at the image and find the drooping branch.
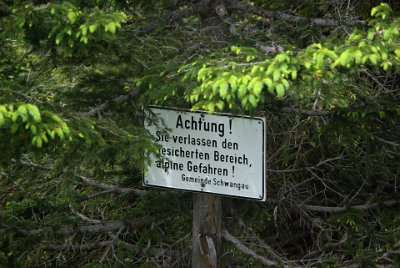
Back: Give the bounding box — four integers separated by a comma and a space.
228, 0, 366, 27
223, 229, 280, 267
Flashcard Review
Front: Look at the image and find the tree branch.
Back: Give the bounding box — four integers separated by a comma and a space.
13, 159, 146, 197
76, 174, 145, 197
278, 107, 332, 116
300, 200, 399, 213
3, 216, 154, 237
79, 87, 144, 117
0, 3, 11, 18
44, 241, 113, 251
223, 229, 279, 267
133, 0, 210, 34
228, 0, 366, 27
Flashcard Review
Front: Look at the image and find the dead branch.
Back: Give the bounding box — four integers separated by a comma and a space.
11, 158, 51, 170
76, 174, 145, 197
228, 0, 366, 27
301, 200, 399, 213
79, 88, 144, 117
223, 229, 280, 267
134, 0, 210, 34
3, 216, 154, 237
12, 159, 146, 197
44, 241, 113, 251
278, 107, 332, 116
256, 43, 284, 54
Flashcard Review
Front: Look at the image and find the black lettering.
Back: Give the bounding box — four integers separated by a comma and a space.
176, 114, 183, 128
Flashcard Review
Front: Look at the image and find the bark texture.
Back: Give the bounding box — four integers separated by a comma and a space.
192, 193, 222, 268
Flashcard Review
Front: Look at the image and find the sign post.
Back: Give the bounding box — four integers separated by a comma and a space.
144, 106, 266, 267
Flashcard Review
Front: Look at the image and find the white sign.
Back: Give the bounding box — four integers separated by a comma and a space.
144, 107, 266, 201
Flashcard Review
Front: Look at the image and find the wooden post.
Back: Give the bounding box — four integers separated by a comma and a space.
192, 193, 222, 268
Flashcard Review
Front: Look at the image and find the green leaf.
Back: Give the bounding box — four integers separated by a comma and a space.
219, 82, 229, 98
11, 112, 18, 122
253, 81, 263, 95
276, 84, 285, 98
67, 11, 76, 24
28, 105, 41, 122
10, 123, 18, 133
228, 76, 238, 92
291, 70, 297, 80
273, 70, 281, 81
56, 128, 64, 139
30, 125, 37, 135
17, 105, 28, 122
89, 24, 97, 33
249, 95, 257, 107
238, 85, 247, 98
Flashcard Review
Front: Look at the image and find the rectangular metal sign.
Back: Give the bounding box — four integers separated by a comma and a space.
144, 106, 266, 201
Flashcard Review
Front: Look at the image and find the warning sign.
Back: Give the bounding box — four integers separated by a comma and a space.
144, 106, 266, 201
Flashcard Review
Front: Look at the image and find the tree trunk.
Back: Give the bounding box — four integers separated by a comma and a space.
192, 193, 222, 268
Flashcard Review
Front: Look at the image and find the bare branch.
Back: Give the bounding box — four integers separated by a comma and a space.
11, 158, 51, 170
79, 88, 144, 117
223, 229, 280, 267
13, 159, 146, 197
76, 174, 145, 197
228, 0, 366, 27
300, 200, 398, 213
278, 107, 332, 116
44, 241, 113, 251
4, 216, 154, 237
256, 43, 284, 54
134, 0, 210, 34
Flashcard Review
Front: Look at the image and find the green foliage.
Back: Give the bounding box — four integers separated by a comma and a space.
181, 4, 400, 112
0, 103, 69, 162
8, 1, 126, 54
0, 0, 399, 267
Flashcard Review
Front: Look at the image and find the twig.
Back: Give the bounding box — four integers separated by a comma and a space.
44, 241, 112, 251
6, 216, 154, 237
223, 229, 280, 267
13, 158, 146, 197
100, 228, 123, 262
11, 158, 51, 170
278, 107, 332, 116
79, 88, 144, 117
228, 0, 366, 27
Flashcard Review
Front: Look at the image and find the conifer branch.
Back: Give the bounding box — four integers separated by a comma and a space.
228, 0, 367, 27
